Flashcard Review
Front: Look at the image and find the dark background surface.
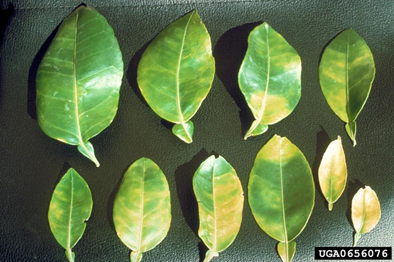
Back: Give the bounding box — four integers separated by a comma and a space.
0, 0, 393, 261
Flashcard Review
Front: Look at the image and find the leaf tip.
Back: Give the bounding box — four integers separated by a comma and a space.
328, 202, 333, 211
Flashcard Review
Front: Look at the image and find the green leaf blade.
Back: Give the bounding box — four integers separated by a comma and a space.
36, 6, 124, 166
318, 136, 347, 211
113, 158, 171, 260
193, 155, 244, 260
248, 135, 314, 261
137, 10, 215, 143
238, 23, 301, 139
319, 29, 375, 146
351, 186, 381, 246
48, 168, 93, 261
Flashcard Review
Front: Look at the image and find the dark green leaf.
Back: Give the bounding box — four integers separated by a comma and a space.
248, 135, 314, 262
319, 29, 375, 146
113, 158, 171, 262
48, 168, 93, 262
193, 156, 244, 262
36, 6, 124, 166
238, 23, 301, 139
137, 10, 215, 143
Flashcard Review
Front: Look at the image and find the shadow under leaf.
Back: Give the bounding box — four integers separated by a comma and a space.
213, 21, 261, 136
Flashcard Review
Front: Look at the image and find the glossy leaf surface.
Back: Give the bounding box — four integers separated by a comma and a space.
238, 23, 301, 139
36, 6, 124, 166
113, 158, 171, 262
351, 186, 381, 246
248, 135, 314, 262
318, 136, 347, 211
137, 10, 215, 143
48, 168, 93, 262
319, 29, 375, 146
193, 156, 244, 262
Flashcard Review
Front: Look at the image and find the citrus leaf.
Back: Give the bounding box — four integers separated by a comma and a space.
318, 136, 347, 211
48, 168, 93, 262
137, 10, 215, 143
351, 186, 381, 246
36, 5, 124, 166
319, 29, 375, 146
248, 135, 314, 262
238, 23, 301, 139
113, 158, 171, 262
193, 155, 244, 262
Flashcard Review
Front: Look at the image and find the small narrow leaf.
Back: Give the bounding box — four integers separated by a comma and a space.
238, 22, 301, 139
318, 136, 347, 210
137, 10, 215, 143
351, 186, 381, 246
48, 168, 93, 262
113, 158, 171, 262
36, 6, 124, 166
248, 135, 314, 262
319, 29, 375, 146
193, 155, 244, 262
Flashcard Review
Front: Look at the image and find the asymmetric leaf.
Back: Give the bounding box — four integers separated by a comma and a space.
113, 158, 171, 262
193, 156, 244, 262
137, 10, 215, 143
36, 6, 124, 166
238, 23, 301, 139
48, 168, 93, 262
319, 29, 375, 146
318, 136, 347, 211
248, 135, 314, 262
351, 186, 381, 246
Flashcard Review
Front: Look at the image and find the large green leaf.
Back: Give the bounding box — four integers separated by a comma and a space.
351, 186, 381, 246
137, 10, 215, 143
248, 135, 314, 262
113, 158, 171, 262
318, 136, 347, 211
319, 29, 375, 146
238, 23, 301, 140
48, 168, 93, 262
36, 6, 124, 166
193, 155, 244, 262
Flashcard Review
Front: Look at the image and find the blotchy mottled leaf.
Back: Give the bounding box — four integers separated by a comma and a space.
193, 156, 244, 262
238, 23, 301, 139
36, 6, 124, 166
137, 10, 215, 143
319, 29, 375, 146
352, 186, 381, 246
48, 168, 93, 262
318, 136, 347, 211
248, 135, 314, 262
113, 158, 171, 262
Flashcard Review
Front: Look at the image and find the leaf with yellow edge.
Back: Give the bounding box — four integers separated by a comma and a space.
48, 168, 93, 262
193, 155, 244, 262
351, 186, 381, 246
318, 136, 347, 211
113, 158, 171, 262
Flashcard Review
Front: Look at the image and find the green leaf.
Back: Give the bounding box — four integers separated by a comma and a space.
137, 10, 215, 143
238, 23, 301, 140
48, 168, 93, 262
36, 6, 124, 166
351, 186, 381, 246
319, 29, 375, 146
193, 155, 244, 262
113, 158, 171, 262
318, 136, 347, 211
248, 135, 314, 262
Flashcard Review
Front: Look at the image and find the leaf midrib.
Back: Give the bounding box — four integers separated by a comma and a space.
137, 160, 146, 252
67, 172, 75, 251
211, 160, 217, 252
73, 10, 83, 146
279, 138, 289, 261
175, 12, 194, 139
